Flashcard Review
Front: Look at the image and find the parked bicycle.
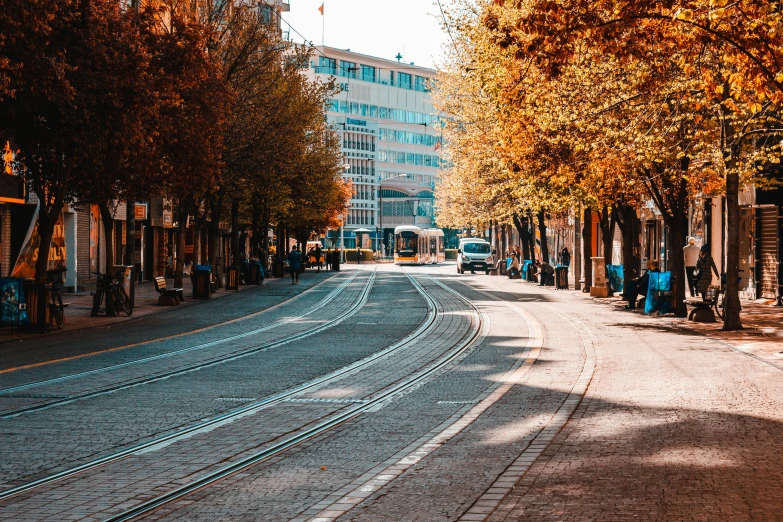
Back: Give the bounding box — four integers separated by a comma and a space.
91, 271, 132, 317
712, 271, 743, 321
46, 268, 67, 329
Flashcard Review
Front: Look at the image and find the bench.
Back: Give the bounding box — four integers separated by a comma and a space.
154, 277, 184, 306
686, 287, 718, 322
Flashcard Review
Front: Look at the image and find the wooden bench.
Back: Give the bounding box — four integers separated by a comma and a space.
154, 277, 184, 306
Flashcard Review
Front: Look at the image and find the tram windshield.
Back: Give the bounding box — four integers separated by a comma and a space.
396, 232, 418, 255
462, 242, 490, 254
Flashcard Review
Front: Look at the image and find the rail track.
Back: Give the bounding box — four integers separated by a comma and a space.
0, 269, 373, 419
100, 273, 482, 521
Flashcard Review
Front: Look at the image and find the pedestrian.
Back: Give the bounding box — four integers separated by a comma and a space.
695, 245, 720, 299
560, 247, 571, 267
335, 249, 341, 272
535, 260, 555, 286
315, 244, 322, 272
287, 246, 302, 285
683, 237, 700, 297
356, 246, 361, 264
258, 247, 268, 285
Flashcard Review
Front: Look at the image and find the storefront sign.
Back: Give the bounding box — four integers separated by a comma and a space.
11, 209, 67, 279
135, 203, 148, 220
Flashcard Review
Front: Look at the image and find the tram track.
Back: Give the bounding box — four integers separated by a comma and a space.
99, 272, 483, 522
0, 267, 419, 503
0, 269, 373, 419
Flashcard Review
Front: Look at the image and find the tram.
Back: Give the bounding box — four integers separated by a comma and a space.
394, 226, 445, 265
427, 228, 446, 264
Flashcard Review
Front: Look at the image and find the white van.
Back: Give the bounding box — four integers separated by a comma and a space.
457, 238, 493, 274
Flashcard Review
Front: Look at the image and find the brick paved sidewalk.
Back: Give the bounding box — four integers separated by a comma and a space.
539, 272, 783, 363
0, 269, 314, 339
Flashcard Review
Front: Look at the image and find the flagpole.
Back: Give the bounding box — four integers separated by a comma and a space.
321, 1, 325, 46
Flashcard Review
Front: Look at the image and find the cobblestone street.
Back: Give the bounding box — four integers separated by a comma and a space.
1, 263, 782, 521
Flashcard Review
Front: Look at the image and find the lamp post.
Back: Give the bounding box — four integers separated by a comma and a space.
340, 162, 351, 263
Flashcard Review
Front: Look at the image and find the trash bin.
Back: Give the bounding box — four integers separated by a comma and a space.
247, 261, 261, 285
226, 266, 239, 291
22, 281, 49, 332
112, 265, 133, 298
193, 265, 212, 299
273, 259, 285, 278
555, 265, 569, 290
524, 262, 536, 283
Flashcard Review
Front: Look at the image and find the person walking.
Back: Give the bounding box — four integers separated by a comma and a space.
315, 244, 322, 272
683, 237, 700, 297
287, 246, 302, 285
560, 247, 571, 267
696, 245, 720, 299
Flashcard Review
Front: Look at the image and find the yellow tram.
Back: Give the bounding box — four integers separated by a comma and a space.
394, 226, 445, 265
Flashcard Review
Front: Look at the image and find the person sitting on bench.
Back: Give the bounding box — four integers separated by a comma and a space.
508, 253, 521, 279
623, 260, 659, 309
535, 261, 555, 286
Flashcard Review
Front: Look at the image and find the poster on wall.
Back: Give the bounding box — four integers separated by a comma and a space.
11, 204, 67, 279
0, 278, 28, 325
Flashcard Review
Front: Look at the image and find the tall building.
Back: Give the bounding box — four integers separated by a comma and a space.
305, 46, 444, 252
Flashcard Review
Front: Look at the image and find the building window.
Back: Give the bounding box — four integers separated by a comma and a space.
360, 65, 376, 82
398, 72, 412, 90
340, 60, 357, 78
317, 57, 337, 75
415, 76, 427, 92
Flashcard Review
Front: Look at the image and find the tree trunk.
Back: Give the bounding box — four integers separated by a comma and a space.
663, 215, 688, 317
513, 214, 531, 261
615, 203, 640, 298
537, 210, 549, 264
208, 192, 224, 288
722, 117, 743, 329
99, 202, 116, 316
125, 198, 136, 307
174, 197, 191, 289
574, 207, 582, 291
500, 222, 507, 258
599, 205, 616, 296
230, 198, 240, 267
33, 210, 56, 285
512, 214, 527, 260
251, 201, 260, 259
98, 202, 115, 272
583, 207, 592, 290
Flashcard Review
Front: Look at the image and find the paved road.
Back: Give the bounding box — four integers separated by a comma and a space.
1, 263, 782, 521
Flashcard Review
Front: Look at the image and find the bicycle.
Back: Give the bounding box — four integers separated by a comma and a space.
712, 271, 743, 321
91, 271, 132, 317
46, 268, 67, 329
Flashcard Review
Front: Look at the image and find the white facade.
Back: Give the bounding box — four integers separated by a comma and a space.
305, 46, 443, 250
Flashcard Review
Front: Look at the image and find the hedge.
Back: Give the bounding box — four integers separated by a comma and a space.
345, 249, 376, 263
445, 249, 458, 260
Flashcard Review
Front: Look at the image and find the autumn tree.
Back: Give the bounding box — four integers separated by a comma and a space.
482, 0, 783, 327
